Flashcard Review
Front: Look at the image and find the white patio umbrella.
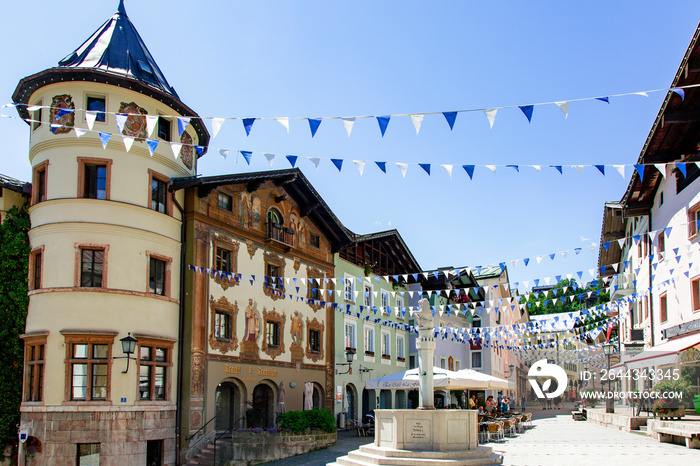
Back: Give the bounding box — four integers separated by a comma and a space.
454, 369, 512, 391
364, 367, 511, 391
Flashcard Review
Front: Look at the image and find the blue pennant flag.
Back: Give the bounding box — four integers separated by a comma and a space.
375, 161, 387, 173
596, 97, 610, 103
551, 165, 563, 174
243, 118, 255, 136
419, 163, 431, 175
195, 145, 205, 157
549, 253, 555, 260
575, 248, 582, 255
672, 88, 685, 101
56, 108, 74, 120
664, 227, 672, 237
146, 139, 159, 156
240, 151, 252, 165
376, 116, 391, 136
99, 132, 111, 149
603, 242, 611, 251
634, 164, 645, 182
499, 262, 505, 272
506, 165, 519, 172
286, 155, 298, 167
519, 105, 534, 123
308, 118, 322, 137
443, 111, 458, 130
676, 163, 687, 178
463, 165, 475, 180
331, 158, 343, 171
523, 258, 530, 266
632, 235, 641, 244
178, 117, 191, 137
594, 165, 605, 176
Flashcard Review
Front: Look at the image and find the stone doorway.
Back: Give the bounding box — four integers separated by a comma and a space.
251, 383, 275, 429
215, 381, 243, 431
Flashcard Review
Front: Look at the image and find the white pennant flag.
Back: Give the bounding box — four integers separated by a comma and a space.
536, 255, 543, 263
633, 92, 649, 97
170, 142, 182, 158
122, 136, 135, 152
485, 165, 497, 174
573, 165, 584, 176
146, 115, 158, 138
617, 238, 625, 249
74, 128, 87, 138
116, 113, 128, 134
484, 108, 497, 128
86, 111, 97, 130
409, 114, 424, 134
219, 148, 229, 159
27, 105, 41, 112
561, 251, 568, 260
613, 165, 626, 178
555, 101, 570, 118
211, 118, 225, 138
441, 164, 453, 178
263, 153, 275, 166
654, 164, 666, 178
396, 162, 408, 178
308, 157, 320, 169
342, 117, 355, 137
353, 160, 365, 175
272, 117, 289, 132
531, 165, 542, 173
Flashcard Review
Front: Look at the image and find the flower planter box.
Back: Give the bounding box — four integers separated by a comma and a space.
655, 406, 686, 420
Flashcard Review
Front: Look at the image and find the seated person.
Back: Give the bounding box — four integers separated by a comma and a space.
485, 395, 495, 413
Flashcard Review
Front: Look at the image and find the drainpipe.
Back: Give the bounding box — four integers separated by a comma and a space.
172, 190, 187, 466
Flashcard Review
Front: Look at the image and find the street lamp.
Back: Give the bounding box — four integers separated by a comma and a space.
602, 341, 615, 414
114, 333, 138, 373
337, 349, 355, 375
504, 364, 515, 378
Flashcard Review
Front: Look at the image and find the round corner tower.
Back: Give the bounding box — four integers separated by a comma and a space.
13, 2, 209, 464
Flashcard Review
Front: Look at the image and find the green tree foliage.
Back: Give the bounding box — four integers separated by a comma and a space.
0, 205, 30, 446
525, 278, 610, 316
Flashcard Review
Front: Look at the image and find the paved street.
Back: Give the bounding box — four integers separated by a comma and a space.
262, 405, 700, 465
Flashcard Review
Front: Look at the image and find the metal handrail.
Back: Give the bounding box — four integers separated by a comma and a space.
186, 415, 216, 441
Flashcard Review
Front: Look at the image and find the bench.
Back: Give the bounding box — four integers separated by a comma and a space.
655, 426, 700, 449
571, 409, 587, 421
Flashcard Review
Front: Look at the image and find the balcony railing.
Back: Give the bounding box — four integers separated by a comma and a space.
266, 223, 295, 248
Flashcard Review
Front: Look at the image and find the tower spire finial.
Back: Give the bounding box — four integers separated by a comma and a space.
117, 0, 126, 15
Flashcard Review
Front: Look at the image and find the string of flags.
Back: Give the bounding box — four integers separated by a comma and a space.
2, 84, 693, 138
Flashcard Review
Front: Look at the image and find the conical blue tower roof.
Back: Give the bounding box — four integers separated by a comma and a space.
57, 0, 177, 98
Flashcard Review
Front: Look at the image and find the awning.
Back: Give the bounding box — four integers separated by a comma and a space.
622, 332, 700, 370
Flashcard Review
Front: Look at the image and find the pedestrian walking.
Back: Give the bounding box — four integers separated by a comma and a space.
521, 394, 526, 412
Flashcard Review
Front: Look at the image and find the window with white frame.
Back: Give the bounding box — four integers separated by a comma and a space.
471, 351, 482, 369
344, 320, 356, 350
364, 326, 375, 354
381, 291, 389, 310
455, 360, 461, 371
396, 335, 405, 360
396, 295, 404, 318
440, 357, 446, 369
381, 331, 390, 358
344, 275, 354, 302
364, 283, 373, 308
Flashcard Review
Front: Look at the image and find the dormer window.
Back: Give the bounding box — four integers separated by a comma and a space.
86, 96, 106, 123
158, 117, 171, 142
138, 60, 153, 76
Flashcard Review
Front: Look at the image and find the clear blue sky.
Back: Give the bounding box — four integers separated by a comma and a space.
2, 1, 699, 290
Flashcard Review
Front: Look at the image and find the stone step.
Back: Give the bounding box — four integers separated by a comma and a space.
335, 450, 502, 466
359, 445, 496, 460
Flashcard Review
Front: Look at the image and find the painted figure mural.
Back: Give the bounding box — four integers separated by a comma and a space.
244, 299, 260, 342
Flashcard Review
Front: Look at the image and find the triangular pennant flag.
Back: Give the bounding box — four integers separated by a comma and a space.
654, 164, 666, 179
484, 108, 497, 128
99, 132, 111, 149
211, 118, 225, 138
664, 227, 672, 238
145, 115, 158, 138
507, 165, 519, 172
671, 88, 685, 101
519, 105, 534, 123
463, 165, 475, 180
86, 111, 97, 131
273, 117, 290, 132
573, 165, 584, 176
376, 116, 390, 137
613, 165, 626, 178
342, 117, 355, 137
115, 113, 128, 133
485, 165, 497, 174
286, 155, 298, 167
122, 136, 134, 152
264, 153, 275, 166
240, 151, 252, 165
353, 160, 365, 175
331, 159, 343, 172
555, 101, 569, 118
409, 114, 424, 134
675, 163, 687, 178
375, 161, 387, 173
594, 165, 605, 176
177, 117, 191, 137
218, 148, 229, 159
419, 163, 431, 175
551, 165, 563, 174
308, 157, 321, 169
603, 242, 611, 251
170, 142, 182, 158
243, 118, 255, 136
308, 118, 322, 137
195, 146, 205, 157
441, 164, 453, 178
443, 111, 457, 130
146, 139, 158, 156
74, 128, 87, 138
396, 163, 408, 178
634, 164, 645, 182
531, 165, 542, 173
596, 97, 610, 103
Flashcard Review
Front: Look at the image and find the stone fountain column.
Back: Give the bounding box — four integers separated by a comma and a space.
415, 298, 436, 409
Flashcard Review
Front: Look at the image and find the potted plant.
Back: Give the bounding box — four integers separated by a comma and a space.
652, 376, 692, 419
